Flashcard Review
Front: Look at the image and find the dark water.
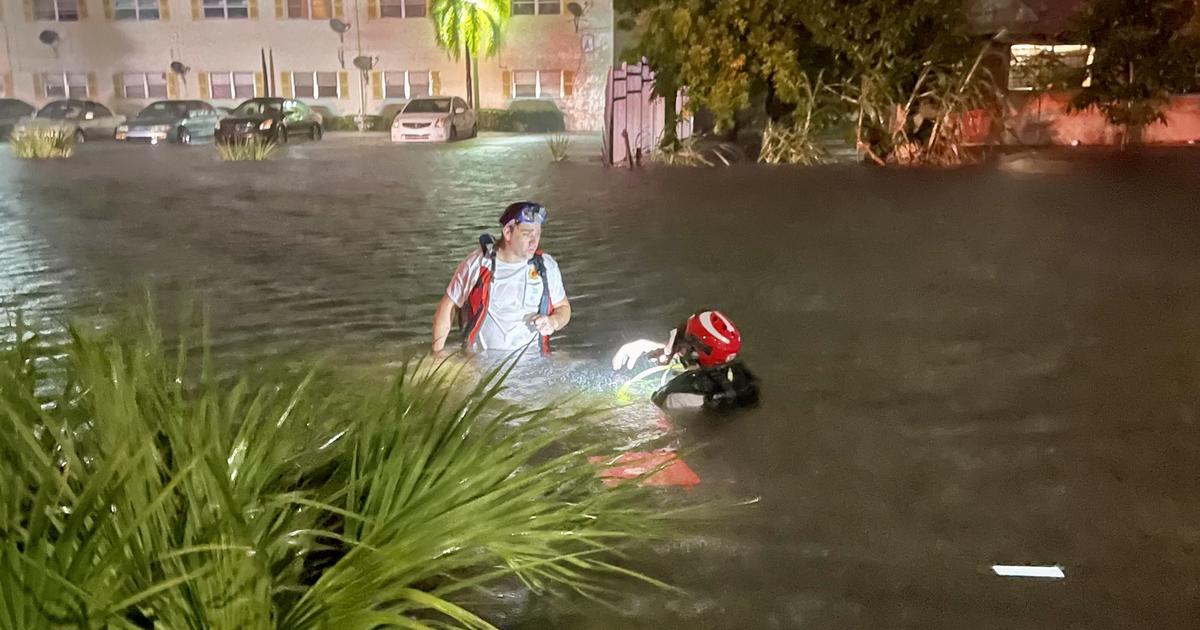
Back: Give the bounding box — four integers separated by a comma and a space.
4, 136, 1200, 628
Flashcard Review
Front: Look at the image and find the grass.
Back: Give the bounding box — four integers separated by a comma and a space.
216, 137, 279, 161
0, 309, 707, 629
9, 128, 75, 159
546, 133, 572, 162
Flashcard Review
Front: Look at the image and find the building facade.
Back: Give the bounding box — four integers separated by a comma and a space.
0, 0, 613, 129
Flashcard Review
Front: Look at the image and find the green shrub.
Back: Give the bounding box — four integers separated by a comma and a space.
0, 310, 708, 629
9, 127, 74, 159
216, 137, 278, 161
477, 101, 566, 133
546, 133, 572, 161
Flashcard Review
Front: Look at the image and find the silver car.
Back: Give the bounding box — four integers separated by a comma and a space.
116, 100, 221, 144
13, 99, 125, 143
390, 97, 477, 143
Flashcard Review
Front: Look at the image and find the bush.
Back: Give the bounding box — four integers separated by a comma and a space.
216, 137, 278, 161
546, 133, 572, 161
477, 101, 566, 133
9, 127, 74, 159
0, 310, 707, 629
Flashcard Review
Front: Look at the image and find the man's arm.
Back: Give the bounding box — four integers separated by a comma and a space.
533, 298, 571, 336
431, 295, 457, 353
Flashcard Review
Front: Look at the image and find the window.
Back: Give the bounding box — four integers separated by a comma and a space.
286, 0, 330, 19
43, 73, 89, 98
1008, 44, 1093, 91
513, 70, 538, 98
210, 72, 256, 99
382, 71, 431, 99
292, 72, 339, 98
122, 72, 168, 99
512, 0, 558, 14
203, 0, 249, 19
86, 103, 113, 118
33, 0, 79, 21
114, 0, 160, 20
511, 70, 569, 99
379, 0, 424, 18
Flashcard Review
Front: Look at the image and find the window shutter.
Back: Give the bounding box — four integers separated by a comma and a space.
563, 70, 574, 97
370, 71, 382, 100
87, 72, 97, 97
167, 73, 180, 98
275, 0, 283, 17
33, 74, 44, 97
198, 72, 210, 97
24, 0, 33, 21
431, 71, 441, 96
367, 0, 378, 18
78, 0, 89, 19
338, 70, 350, 99
279, 71, 292, 98
112, 73, 122, 98
191, 0, 201, 19
254, 71, 265, 96
103, 0, 112, 19
248, 0, 258, 18
332, 0, 343, 19
159, 0, 170, 19
3, 74, 13, 98
501, 70, 511, 99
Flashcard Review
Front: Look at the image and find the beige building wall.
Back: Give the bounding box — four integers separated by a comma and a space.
0, 0, 611, 129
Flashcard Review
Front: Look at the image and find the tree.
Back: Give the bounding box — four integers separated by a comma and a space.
1068, 0, 1200, 148
430, 0, 509, 110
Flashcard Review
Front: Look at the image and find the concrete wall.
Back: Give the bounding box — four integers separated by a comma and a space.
999, 92, 1200, 146
0, 0, 612, 129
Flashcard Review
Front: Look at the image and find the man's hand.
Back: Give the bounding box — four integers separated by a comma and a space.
612, 339, 667, 371
531, 315, 557, 336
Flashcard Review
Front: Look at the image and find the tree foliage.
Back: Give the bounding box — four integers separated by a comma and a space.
1068, 0, 1200, 143
431, 0, 510, 108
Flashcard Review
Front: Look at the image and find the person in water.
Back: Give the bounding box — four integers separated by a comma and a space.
431, 201, 572, 354
612, 310, 759, 410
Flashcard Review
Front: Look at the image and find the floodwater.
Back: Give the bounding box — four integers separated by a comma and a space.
4, 135, 1200, 628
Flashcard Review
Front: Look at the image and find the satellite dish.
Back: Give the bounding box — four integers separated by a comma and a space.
329, 18, 350, 33
352, 56, 375, 71
38, 30, 59, 45
566, 2, 583, 17
169, 61, 190, 74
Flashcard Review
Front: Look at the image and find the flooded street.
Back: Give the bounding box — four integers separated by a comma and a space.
4, 134, 1200, 628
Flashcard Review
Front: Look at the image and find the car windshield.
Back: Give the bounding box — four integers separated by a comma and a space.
403, 99, 452, 114
232, 100, 283, 117
36, 102, 83, 120
138, 102, 189, 119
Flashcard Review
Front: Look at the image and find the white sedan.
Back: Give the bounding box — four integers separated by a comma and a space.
390, 96, 476, 143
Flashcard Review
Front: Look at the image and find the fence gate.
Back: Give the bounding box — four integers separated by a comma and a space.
602, 59, 692, 166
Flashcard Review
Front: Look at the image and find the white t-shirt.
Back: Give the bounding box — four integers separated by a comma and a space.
445, 248, 567, 351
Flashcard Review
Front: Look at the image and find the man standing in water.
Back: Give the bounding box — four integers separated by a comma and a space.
431, 202, 572, 353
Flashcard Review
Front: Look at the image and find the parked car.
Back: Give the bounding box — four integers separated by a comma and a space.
215, 97, 323, 144
0, 98, 36, 139
215, 106, 233, 119
390, 97, 476, 143
115, 100, 221, 144
13, 100, 125, 143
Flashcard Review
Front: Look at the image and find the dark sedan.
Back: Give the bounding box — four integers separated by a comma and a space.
215, 97, 323, 145
0, 99, 35, 139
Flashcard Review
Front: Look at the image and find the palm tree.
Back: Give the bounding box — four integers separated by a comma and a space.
430, 0, 509, 110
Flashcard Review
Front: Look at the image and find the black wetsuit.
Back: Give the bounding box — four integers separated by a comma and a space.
651, 360, 759, 411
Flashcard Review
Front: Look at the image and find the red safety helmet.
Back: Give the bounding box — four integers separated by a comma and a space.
680, 310, 741, 367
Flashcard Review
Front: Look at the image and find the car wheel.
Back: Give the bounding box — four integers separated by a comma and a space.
311, 124, 322, 141
278, 127, 288, 145
177, 128, 191, 145
449, 125, 457, 141
470, 122, 478, 138
74, 129, 86, 144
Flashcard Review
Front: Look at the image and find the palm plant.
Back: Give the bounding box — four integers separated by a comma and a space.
0, 309, 706, 629
430, 0, 509, 110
